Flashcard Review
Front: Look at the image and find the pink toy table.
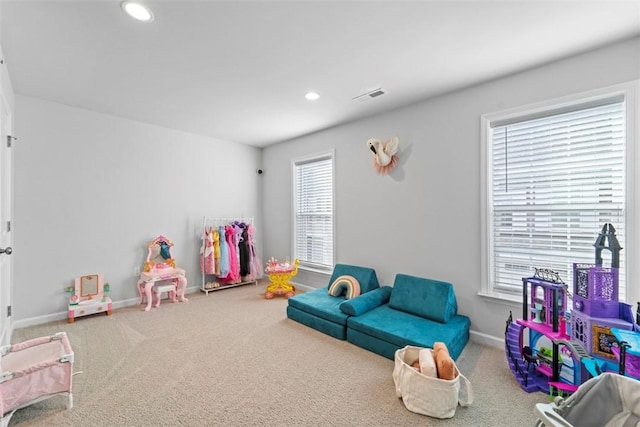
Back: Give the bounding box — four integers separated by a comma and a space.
137, 267, 188, 311
137, 235, 189, 311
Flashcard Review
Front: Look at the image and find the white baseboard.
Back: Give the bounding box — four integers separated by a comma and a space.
13, 287, 201, 330
290, 281, 316, 293
13, 286, 507, 352
291, 283, 507, 349
291, 282, 506, 348
469, 330, 504, 349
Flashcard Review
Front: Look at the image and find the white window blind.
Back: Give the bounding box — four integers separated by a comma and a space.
489, 99, 626, 298
293, 153, 334, 269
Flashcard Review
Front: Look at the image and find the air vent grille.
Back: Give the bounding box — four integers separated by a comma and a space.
352, 87, 387, 103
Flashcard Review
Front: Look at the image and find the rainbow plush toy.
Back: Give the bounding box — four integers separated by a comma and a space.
328, 275, 361, 299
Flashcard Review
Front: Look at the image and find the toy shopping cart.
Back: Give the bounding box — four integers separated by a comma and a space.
534, 372, 640, 426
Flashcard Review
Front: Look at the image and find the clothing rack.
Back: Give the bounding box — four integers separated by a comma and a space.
200, 216, 259, 295
203, 216, 254, 228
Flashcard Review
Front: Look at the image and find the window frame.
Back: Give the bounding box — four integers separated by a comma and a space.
479, 81, 638, 305
291, 150, 336, 272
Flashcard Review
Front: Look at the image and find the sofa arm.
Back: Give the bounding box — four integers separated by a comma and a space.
340, 286, 392, 316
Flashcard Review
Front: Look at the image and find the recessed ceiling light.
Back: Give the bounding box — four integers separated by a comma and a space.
305, 92, 320, 101
121, 1, 154, 22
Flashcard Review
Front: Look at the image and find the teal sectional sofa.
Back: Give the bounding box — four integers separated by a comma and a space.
343, 273, 471, 360
286, 264, 381, 339
287, 266, 471, 360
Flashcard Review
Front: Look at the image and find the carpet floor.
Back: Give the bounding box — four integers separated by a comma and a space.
8, 282, 547, 426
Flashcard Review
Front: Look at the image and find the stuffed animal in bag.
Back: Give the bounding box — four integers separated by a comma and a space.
433, 342, 457, 380
418, 347, 438, 377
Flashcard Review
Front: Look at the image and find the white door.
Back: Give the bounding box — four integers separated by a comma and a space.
0, 93, 13, 346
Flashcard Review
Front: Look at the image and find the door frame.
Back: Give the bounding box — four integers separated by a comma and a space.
0, 88, 14, 346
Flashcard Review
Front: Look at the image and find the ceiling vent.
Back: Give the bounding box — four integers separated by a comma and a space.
352, 87, 387, 103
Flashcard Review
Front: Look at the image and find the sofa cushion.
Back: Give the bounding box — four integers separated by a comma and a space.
340, 286, 392, 316
287, 288, 350, 325
329, 264, 380, 294
286, 305, 347, 339
286, 264, 381, 341
347, 304, 470, 360
389, 274, 458, 323
328, 275, 361, 299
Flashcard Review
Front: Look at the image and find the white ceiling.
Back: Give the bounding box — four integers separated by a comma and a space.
2, 1, 639, 147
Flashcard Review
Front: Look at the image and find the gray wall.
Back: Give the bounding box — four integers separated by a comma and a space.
9, 36, 640, 345
0, 5, 15, 111
13, 97, 263, 325
262, 37, 640, 346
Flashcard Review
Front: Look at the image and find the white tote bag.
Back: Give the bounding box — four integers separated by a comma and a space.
392, 345, 473, 419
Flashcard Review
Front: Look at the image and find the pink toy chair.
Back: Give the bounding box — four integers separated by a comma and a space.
137, 280, 178, 306
0, 332, 74, 426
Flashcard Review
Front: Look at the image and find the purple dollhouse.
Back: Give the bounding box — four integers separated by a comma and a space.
505, 223, 639, 396
570, 224, 636, 366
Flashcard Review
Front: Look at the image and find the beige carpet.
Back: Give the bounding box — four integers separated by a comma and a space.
8, 282, 547, 426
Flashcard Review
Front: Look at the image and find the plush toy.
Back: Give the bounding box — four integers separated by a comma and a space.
367, 136, 399, 174
433, 342, 457, 380
418, 347, 438, 378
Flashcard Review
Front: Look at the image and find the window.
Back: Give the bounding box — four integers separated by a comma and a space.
292, 151, 335, 270
481, 84, 636, 302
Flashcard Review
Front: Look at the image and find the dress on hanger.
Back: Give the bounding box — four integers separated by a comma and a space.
200, 227, 215, 274
246, 224, 262, 280
220, 225, 240, 283
238, 223, 250, 278
218, 225, 230, 278
213, 228, 221, 275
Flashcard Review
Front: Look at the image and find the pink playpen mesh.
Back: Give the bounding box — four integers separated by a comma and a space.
0, 332, 74, 426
